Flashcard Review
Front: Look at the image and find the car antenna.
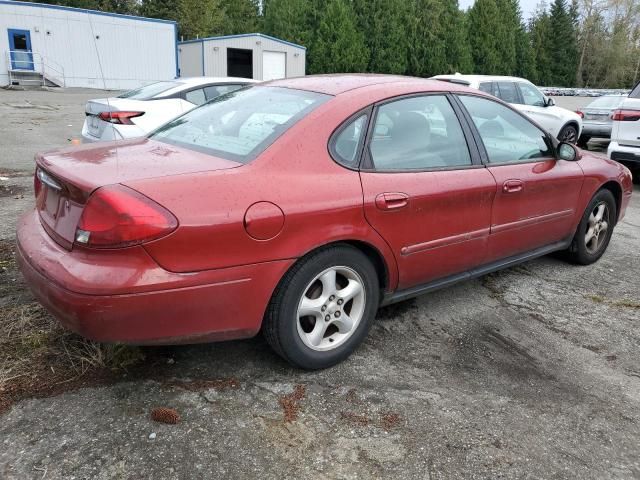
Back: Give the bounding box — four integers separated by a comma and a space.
86, 11, 119, 173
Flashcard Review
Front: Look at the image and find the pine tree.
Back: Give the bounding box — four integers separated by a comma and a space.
530, 7, 553, 85
263, 0, 316, 48
353, 0, 408, 74
178, 0, 225, 39
220, 0, 260, 35
467, 0, 502, 74
138, 0, 178, 20
494, 0, 518, 74
310, 0, 369, 74
548, 0, 578, 85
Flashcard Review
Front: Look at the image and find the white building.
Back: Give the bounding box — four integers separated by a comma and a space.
0, 0, 177, 89
178, 33, 305, 81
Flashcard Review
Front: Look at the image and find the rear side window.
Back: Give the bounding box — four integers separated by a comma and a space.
118, 81, 180, 100
459, 95, 552, 163
204, 84, 244, 101
368, 95, 472, 170
496, 82, 520, 104
630, 82, 640, 98
151, 86, 330, 163
479, 82, 495, 95
185, 88, 207, 105
332, 114, 368, 168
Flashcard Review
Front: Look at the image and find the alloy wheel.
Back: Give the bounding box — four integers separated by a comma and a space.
585, 202, 609, 254
296, 266, 366, 352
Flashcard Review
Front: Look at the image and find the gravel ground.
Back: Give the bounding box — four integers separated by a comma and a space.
0, 89, 639, 479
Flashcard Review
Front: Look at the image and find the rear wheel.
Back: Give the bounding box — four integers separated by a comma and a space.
263, 245, 379, 369
565, 189, 617, 265
559, 124, 579, 144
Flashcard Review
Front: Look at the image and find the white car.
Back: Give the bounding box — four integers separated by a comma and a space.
81, 77, 257, 142
608, 83, 640, 181
432, 74, 583, 143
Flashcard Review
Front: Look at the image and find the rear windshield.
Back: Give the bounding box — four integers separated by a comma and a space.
118, 81, 181, 100
150, 86, 330, 163
587, 95, 625, 108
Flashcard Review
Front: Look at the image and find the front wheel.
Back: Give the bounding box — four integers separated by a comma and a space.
559, 124, 579, 144
565, 189, 617, 265
263, 245, 380, 369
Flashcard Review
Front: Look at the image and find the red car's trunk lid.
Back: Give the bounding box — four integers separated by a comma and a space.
35, 138, 241, 249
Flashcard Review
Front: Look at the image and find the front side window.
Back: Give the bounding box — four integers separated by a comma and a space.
496, 82, 520, 104
518, 83, 546, 107
459, 95, 552, 164
150, 86, 330, 163
333, 114, 368, 167
369, 95, 472, 170
118, 81, 180, 100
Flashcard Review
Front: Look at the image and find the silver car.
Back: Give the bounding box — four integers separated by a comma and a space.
577, 94, 626, 146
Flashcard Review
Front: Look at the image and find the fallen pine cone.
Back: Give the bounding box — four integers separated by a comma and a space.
151, 407, 180, 425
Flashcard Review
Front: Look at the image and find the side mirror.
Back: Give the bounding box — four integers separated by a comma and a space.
558, 142, 579, 161
546, 97, 555, 107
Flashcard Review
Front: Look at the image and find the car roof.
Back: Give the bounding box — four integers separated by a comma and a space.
266, 74, 463, 96
431, 74, 532, 85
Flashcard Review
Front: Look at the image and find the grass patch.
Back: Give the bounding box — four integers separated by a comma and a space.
585, 294, 640, 310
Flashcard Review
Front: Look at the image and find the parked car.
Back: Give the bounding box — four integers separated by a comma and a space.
576, 94, 627, 146
81, 77, 257, 142
608, 83, 640, 181
18, 75, 633, 369
432, 74, 583, 143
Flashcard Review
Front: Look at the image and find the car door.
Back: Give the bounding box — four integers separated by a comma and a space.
515, 81, 563, 136
456, 94, 584, 262
358, 94, 497, 290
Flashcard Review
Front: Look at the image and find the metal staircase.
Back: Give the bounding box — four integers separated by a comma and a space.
6, 51, 65, 88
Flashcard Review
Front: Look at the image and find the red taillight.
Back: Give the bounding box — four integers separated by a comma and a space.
576, 110, 584, 118
75, 185, 177, 248
611, 109, 640, 121
98, 111, 144, 125
33, 168, 42, 198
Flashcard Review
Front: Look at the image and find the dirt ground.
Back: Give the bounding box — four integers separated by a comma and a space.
0, 88, 639, 479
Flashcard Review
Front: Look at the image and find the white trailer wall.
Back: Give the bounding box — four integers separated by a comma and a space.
0, 0, 177, 89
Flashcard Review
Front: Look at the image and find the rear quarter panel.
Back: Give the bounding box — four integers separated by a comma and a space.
126, 90, 404, 290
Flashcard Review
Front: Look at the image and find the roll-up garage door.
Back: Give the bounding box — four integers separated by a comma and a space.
262, 51, 286, 81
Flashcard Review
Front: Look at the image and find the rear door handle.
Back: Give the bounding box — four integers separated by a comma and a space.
375, 192, 409, 210
503, 180, 524, 194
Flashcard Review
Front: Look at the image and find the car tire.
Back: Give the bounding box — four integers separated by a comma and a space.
559, 124, 579, 144
565, 189, 617, 265
577, 135, 590, 149
263, 245, 380, 370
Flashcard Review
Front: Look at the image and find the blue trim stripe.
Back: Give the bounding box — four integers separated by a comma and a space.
178, 33, 306, 51
0, 0, 177, 25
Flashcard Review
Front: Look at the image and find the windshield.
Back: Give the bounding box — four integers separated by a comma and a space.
118, 81, 181, 100
587, 96, 625, 109
150, 86, 331, 163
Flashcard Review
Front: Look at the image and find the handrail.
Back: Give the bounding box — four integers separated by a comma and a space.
6, 50, 65, 87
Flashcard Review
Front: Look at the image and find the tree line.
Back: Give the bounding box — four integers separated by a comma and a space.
19, 0, 640, 88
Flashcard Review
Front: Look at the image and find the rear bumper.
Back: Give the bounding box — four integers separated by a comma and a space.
582, 123, 612, 138
81, 121, 145, 143
608, 142, 640, 167
17, 209, 293, 344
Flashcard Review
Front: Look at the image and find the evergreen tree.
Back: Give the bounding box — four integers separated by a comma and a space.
353, 0, 408, 74
138, 0, 179, 21
310, 0, 368, 74
530, 7, 554, 85
515, 25, 537, 81
467, 0, 502, 74
220, 0, 260, 35
548, 0, 578, 85
494, 0, 518, 74
178, 0, 225, 39
263, 0, 316, 48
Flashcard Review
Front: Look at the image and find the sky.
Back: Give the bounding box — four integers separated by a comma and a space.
458, 0, 541, 20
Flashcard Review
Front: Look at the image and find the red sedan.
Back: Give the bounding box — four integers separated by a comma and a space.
17, 75, 633, 369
